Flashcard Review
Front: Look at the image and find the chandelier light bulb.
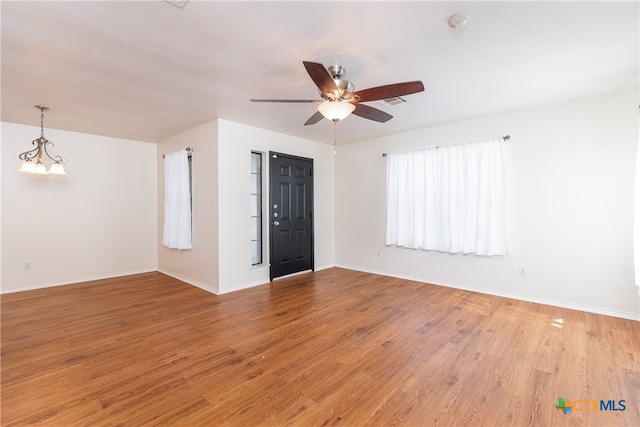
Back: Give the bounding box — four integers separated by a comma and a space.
48, 162, 66, 175
33, 161, 49, 175
19, 159, 35, 173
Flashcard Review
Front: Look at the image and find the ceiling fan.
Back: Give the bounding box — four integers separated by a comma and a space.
250, 61, 425, 125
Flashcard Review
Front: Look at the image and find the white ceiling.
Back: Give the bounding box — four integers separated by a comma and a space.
1, 1, 638, 145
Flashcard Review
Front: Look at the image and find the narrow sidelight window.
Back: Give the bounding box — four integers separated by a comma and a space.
250, 152, 263, 265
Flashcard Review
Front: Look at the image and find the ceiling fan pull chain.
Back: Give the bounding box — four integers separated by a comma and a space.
333, 122, 337, 155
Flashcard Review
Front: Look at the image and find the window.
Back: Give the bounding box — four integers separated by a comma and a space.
386, 138, 507, 257
250, 152, 263, 265
162, 148, 193, 249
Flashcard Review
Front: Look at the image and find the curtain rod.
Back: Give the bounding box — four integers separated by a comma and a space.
162, 147, 192, 158
382, 135, 510, 157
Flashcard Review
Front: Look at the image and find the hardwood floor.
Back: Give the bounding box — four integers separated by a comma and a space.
1, 268, 638, 426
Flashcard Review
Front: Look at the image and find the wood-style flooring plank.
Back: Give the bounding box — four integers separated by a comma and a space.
2, 268, 639, 426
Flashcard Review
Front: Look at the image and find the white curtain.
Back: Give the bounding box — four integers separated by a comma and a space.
386, 138, 507, 257
163, 149, 193, 250
634, 110, 640, 295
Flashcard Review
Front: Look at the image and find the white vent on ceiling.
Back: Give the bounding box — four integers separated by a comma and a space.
381, 97, 407, 106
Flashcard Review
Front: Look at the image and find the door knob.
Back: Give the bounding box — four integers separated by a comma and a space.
273, 221, 280, 226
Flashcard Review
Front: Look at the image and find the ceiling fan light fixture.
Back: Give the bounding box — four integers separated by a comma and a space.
317, 101, 355, 122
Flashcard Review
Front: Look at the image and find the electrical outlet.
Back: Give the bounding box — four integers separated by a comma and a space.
519, 267, 526, 278
23, 261, 31, 270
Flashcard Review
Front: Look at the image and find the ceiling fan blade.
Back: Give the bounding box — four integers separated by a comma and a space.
303, 61, 339, 98
352, 103, 393, 123
351, 81, 425, 103
304, 111, 324, 126
250, 99, 321, 103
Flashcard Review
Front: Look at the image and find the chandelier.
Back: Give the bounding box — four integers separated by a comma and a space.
18, 106, 67, 175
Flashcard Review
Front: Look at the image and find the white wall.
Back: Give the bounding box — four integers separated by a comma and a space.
0, 125, 3, 292
4, 90, 637, 322
217, 119, 335, 294
157, 120, 219, 293
1, 122, 158, 292
335, 89, 640, 320
157, 118, 335, 295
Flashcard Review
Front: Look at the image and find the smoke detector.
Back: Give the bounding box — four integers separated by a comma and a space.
448, 14, 468, 29
165, 0, 189, 9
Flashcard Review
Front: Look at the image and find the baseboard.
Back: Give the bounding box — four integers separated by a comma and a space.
0, 269, 158, 294
0, 264, 338, 297
157, 268, 219, 295
314, 264, 336, 272
335, 263, 640, 321
11, 264, 627, 321
215, 264, 337, 294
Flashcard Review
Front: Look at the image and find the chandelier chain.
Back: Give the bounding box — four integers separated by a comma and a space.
40, 107, 45, 138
